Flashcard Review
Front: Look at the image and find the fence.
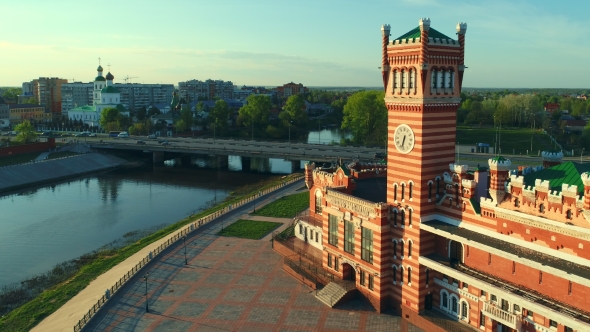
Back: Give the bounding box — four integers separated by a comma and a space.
72, 174, 304, 332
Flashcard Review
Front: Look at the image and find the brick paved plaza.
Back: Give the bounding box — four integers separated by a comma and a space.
84, 218, 421, 331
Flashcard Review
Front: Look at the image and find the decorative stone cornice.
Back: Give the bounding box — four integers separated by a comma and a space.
325, 189, 385, 218
450, 163, 468, 174
434, 278, 478, 302
495, 208, 590, 241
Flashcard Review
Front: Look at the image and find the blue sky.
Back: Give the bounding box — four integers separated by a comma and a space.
1, 0, 588, 88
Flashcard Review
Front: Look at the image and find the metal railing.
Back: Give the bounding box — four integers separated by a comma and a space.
72, 174, 304, 332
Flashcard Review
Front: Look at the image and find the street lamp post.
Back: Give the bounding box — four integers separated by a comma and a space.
143, 273, 149, 312
182, 236, 188, 265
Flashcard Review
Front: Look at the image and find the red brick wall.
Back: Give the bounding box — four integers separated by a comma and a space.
0, 139, 55, 157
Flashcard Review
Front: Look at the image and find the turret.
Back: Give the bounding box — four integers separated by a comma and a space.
581, 172, 590, 210
455, 22, 467, 90
419, 18, 430, 94
381, 24, 391, 91
488, 156, 511, 203
541, 151, 563, 168
305, 162, 315, 189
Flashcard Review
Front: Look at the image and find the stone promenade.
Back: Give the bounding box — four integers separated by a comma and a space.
83, 224, 419, 331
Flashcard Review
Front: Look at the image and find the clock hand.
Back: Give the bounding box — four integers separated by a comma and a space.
402, 135, 406, 148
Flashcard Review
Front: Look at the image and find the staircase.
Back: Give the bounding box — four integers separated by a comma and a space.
315, 280, 356, 307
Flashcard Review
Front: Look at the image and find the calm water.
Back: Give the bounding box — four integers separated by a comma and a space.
0, 167, 274, 287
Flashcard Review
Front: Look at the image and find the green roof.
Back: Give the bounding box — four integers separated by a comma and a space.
70, 105, 95, 113
95, 76, 106, 81
101, 86, 119, 93
491, 156, 509, 162
115, 104, 127, 112
339, 165, 350, 176
522, 161, 590, 195
395, 26, 453, 41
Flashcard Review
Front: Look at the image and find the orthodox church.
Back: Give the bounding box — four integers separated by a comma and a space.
68, 63, 129, 127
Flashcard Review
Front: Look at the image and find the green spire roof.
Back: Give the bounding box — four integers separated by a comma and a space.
394, 26, 453, 41
522, 161, 590, 195
95, 76, 106, 81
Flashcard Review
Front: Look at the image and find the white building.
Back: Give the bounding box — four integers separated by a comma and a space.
68, 64, 129, 127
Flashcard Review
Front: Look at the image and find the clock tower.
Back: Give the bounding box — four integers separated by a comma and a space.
382, 18, 467, 312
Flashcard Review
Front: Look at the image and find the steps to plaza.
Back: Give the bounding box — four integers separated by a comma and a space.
315, 280, 357, 307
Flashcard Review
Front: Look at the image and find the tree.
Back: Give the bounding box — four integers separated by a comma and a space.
136, 106, 147, 121
195, 101, 205, 113
176, 105, 193, 132
238, 95, 271, 131
341, 91, 387, 146
22, 97, 38, 104
209, 99, 230, 135
280, 95, 308, 127
100, 107, 120, 128
117, 114, 131, 131
14, 120, 37, 144
1, 87, 22, 102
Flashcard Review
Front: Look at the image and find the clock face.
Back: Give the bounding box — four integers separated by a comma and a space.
393, 124, 415, 154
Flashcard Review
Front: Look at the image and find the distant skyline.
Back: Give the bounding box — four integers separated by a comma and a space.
1, 0, 589, 88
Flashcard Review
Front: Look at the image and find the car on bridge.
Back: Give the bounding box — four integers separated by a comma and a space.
136, 140, 146, 145
160, 141, 170, 146
374, 152, 385, 159
89, 133, 97, 137
147, 134, 157, 139
75, 133, 89, 137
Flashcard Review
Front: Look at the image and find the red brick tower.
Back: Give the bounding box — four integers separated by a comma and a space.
383, 18, 466, 313
488, 156, 511, 203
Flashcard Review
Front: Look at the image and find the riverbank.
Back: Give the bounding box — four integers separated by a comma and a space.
0, 173, 302, 332
0, 153, 127, 194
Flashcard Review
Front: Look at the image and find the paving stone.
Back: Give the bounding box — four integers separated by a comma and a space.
147, 299, 175, 315
205, 272, 234, 284
223, 288, 258, 302
160, 283, 191, 297
323, 311, 361, 330
293, 292, 324, 307
174, 269, 206, 282
152, 318, 194, 332
171, 302, 209, 317
257, 290, 292, 305
208, 304, 245, 320
235, 274, 266, 287
284, 309, 321, 327
190, 287, 223, 300
247, 306, 283, 324
219, 260, 247, 271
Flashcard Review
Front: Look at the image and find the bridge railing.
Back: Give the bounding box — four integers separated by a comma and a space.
72, 174, 304, 332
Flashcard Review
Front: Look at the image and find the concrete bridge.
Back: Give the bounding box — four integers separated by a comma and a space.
90, 137, 386, 172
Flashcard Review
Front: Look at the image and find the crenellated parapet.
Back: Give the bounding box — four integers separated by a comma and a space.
509, 175, 524, 188
450, 163, 468, 175
534, 179, 550, 192
582, 172, 590, 187
304, 162, 316, 189
456, 22, 467, 35
461, 179, 476, 189
419, 17, 430, 31
562, 183, 579, 198
325, 188, 387, 218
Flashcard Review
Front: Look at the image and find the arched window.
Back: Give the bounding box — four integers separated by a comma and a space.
393, 210, 398, 226
401, 183, 405, 200
461, 301, 468, 319
408, 209, 412, 226
409, 182, 413, 199
425, 269, 430, 285
514, 198, 520, 207
451, 71, 456, 90
431, 69, 437, 91
400, 266, 404, 283
393, 240, 397, 257
566, 209, 572, 219
441, 292, 448, 308
401, 210, 405, 225
437, 69, 443, 89
407, 267, 412, 284
408, 241, 412, 257
394, 184, 398, 201
393, 266, 397, 282
445, 70, 452, 89
451, 296, 458, 314
539, 203, 545, 213
409, 69, 415, 89
394, 70, 400, 90
400, 241, 405, 257
315, 190, 323, 214
401, 70, 407, 89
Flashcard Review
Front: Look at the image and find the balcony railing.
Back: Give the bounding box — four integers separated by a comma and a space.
483, 301, 520, 330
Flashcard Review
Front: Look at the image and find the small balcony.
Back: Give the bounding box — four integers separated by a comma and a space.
483, 301, 520, 330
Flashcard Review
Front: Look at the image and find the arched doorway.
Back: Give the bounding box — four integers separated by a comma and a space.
342, 263, 356, 282
449, 240, 463, 264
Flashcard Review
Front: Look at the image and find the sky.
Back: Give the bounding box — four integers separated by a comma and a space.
1, 0, 589, 88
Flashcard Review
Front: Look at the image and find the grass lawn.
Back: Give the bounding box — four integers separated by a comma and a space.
457, 127, 554, 155
0, 152, 41, 167
252, 191, 309, 218
217, 219, 282, 240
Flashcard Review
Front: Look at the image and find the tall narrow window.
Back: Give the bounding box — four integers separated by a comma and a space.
361, 227, 374, 263
451, 71, 455, 89
479, 312, 485, 327
401, 183, 405, 200
568, 281, 572, 295
393, 210, 398, 226
368, 274, 374, 290
299, 224, 303, 234
431, 69, 437, 90
512, 261, 516, 274
408, 241, 413, 257
566, 209, 572, 219
425, 269, 430, 285
394, 70, 400, 90
407, 267, 412, 284
328, 214, 338, 247
360, 270, 366, 286
488, 253, 492, 265
445, 70, 452, 89
428, 182, 432, 199
409, 182, 413, 199
393, 241, 397, 257
401, 70, 406, 89
401, 210, 405, 225
442, 292, 448, 308
408, 209, 412, 226
461, 302, 468, 319
334, 257, 339, 271
409, 70, 415, 89
539, 271, 543, 284
539, 203, 545, 213
391, 70, 397, 91
436, 178, 441, 196
437, 70, 444, 89
451, 297, 458, 314
394, 184, 398, 201
344, 220, 355, 255
327, 253, 332, 268
393, 267, 397, 282
400, 267, 404, 283
315, 190, 323, 214
400, 241, 405, 257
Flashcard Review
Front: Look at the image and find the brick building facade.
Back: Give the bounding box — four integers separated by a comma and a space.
280, 18, 590, 332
